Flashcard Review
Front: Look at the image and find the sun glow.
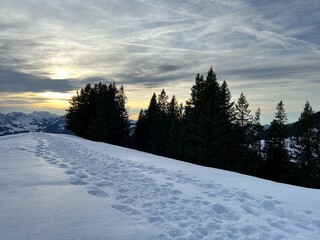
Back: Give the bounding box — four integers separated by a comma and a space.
53, 67, 69, 79
37, 91, 73, 109
38, 91, 73, 100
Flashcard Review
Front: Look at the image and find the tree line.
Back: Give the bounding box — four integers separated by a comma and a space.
66, 67, 320, 188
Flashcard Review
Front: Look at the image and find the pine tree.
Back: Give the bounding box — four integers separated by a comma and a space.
216, 80, 236, 170
234, 93, 253, 172
134, 109, 148, 150
166, 96, 184, 159
134, 93, 158, 152
65, 82, 129, 146
234, 93, 252, 128
150, 90, 169, 155
184, 67, 234, 168
220, 80, 235, 123
249, 107, 264, 175
264, 101, 290, 182
65, 83, 93, 138
292, 101, 319, 187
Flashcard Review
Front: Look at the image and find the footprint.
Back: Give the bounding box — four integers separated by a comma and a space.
76, 172, 88, 179
87, 187, 109, 198
240, 225, 257, 236
261, 200, 276, 211
65, 169, 76, 175
69, 177, 88, 185
112, 204, 141, 216
58, 163, 68, 168
210, 204, 239, 221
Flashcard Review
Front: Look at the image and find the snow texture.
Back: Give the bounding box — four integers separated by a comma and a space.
1, 133, 320, 240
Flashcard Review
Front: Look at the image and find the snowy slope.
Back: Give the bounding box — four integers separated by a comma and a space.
0, 111, 68, 135
0, 133, 320, 240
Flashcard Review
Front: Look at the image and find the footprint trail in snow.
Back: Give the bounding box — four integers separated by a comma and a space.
34, 133, 320, 240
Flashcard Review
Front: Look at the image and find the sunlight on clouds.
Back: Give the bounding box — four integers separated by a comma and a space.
53, 67, 69, 79
0, 92, 73, 114
33, 100, 69, 110
38, 91, 73, 100
36, 91, 73, 110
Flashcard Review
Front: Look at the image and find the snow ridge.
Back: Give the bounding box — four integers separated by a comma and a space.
33, 133, 320, 240
0, 112, 67, 135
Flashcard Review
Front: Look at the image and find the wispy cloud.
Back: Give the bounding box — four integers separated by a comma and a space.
0, 0, 319, 122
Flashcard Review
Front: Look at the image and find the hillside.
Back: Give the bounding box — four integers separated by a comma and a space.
261, 111, 320, 138
0, 133, 320, 239
0, 111, 68, 136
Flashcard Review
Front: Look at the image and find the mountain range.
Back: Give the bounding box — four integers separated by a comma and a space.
0, 111, 69, 136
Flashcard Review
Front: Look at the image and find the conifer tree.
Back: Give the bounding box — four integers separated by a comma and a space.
234, 93, 252, 128
292, 101, 319, 186
150, 90, 169, 154
217, 80, 236, 169
134, 93, 158, 151
264, 101, 290, 182
65, 83, 93, 138
184, 67, 234, 168
249, 107, 264, 175
234, 93, 253, 172
166, 96, 184, 159
220, 80, 235, 123
66, 82, 129, 146
134, 109, 148, 150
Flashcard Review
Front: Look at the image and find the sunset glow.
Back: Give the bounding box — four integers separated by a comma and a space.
53, 68, 69, 80
0, 0, 319, 123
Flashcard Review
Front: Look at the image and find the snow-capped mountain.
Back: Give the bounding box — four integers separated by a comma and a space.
0, 111, 69, 136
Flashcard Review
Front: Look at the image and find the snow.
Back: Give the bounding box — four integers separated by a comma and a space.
0, 112, 65, 136
1, 133, 320, 240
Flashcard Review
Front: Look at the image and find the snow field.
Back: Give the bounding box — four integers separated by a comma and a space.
1, 133, 320, 240
32, 133, 320, 239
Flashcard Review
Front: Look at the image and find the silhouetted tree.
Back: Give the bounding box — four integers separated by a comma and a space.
65, 83, 93, 139
66, 82, 129, 146
134, 93, 157, 151
150, 89, 169, 155
166, 97, 184, 159
291, 101, 320, 186
264, 101, 290, 182
184, 67, 235, 169
250, 108, 264, 174
234, 93, 254, 172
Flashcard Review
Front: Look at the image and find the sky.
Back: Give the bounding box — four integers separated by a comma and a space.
0, 0, 319, 123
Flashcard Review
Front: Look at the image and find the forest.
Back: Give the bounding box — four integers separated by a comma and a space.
65, 67, 320, 188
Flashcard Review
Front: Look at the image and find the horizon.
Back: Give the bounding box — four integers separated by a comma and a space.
1, 0, 319, 124
0, 107, 318, 126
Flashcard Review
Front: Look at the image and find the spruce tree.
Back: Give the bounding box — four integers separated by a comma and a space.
65, 82, 129, 146
166, 96, 184, 159
134, 93, 159, 152
184, 67, 234, 168
292, 101, 319, 187
150, 90, 169, 155
234, 93, 252, 128
217, 80, 236, 169
250, 108, 264, 175
264, 101, 290, 182
220, 80, 235, 123
234, 93, 253, 172
65, 83, 93, 138
134, 109, 149, 150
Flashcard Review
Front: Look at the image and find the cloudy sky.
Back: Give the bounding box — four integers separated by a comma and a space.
1, 0, 319, 123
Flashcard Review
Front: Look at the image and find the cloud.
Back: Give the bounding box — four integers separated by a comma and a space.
0, 68, 78, 93
0, 0, 319, 122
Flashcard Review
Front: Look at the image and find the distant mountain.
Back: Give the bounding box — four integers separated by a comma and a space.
0, 111, 70, 136
262, 111, 320, 138
284, 111, 320, 137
